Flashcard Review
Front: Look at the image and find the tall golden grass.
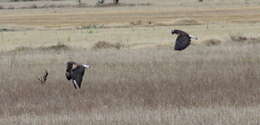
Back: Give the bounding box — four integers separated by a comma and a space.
0, 42, 260, 124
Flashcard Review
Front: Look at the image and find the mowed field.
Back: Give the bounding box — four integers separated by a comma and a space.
0, 0, 260, 124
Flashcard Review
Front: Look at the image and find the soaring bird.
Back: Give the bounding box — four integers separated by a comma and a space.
65, 61, 90, 89
171, 29, 198, 51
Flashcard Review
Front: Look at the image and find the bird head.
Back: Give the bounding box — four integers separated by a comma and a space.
171, 29, 177, 35
171, 29, 184, 35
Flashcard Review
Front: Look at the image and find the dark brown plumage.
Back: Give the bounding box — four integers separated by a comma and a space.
65, 61, 90, 89
171, 29, 197, 51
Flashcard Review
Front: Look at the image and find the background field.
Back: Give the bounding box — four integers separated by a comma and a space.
0, 0, 260, 124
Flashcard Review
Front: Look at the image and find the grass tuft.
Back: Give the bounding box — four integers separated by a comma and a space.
10, 43, 70, 53
230, 33, 260, 44
39, 43, 69, 51
201, 39, 222, 46
173, 18, 201, 25
92, 41, 124, 50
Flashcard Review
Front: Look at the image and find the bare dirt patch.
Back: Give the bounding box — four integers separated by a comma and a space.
1, 6, 260, 28
156, 18, 201, 26
95, 3, 151, 8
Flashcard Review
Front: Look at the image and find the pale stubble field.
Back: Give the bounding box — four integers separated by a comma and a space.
0, 0, 260, 124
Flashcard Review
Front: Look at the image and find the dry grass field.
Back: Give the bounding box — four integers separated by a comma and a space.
0, 0, 260, 124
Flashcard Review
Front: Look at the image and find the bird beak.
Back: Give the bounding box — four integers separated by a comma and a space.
82, 64, 91, 69
171, 29, 175, 35
189, 35, 198, 40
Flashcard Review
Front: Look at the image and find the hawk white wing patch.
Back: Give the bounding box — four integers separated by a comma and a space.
73, 80, 79, 89
82, 64, 91, 69
189, 35, 198, 40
